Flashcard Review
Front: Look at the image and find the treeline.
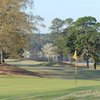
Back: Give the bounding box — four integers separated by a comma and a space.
0, 1, 99, 69
49, 16, 100, 69
28, 17, 100, 69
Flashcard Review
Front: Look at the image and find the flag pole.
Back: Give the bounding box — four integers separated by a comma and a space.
74, 59, 77, 87
73, 50, 77, 87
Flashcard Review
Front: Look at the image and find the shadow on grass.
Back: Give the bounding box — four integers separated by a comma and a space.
0, 64, 42, 77
77, 69, 100, 80
4, 60, 100, 80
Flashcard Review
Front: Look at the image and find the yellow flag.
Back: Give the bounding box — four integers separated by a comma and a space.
73, 50, 77, 60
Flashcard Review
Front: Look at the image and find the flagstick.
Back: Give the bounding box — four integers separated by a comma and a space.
73, 50, 78, 88
74, 59, 77, 88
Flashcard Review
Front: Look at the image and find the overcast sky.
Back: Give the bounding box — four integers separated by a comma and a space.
34, 0, 100, 33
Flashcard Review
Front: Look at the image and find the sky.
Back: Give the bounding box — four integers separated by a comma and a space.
34, 0, 100, 33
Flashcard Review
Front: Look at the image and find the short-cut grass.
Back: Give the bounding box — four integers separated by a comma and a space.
0, 75, 100, 100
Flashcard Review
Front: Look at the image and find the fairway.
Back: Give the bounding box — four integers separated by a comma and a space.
0, 75, 100, 100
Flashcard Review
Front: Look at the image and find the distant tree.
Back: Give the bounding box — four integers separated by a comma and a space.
62, 18, 74, 62
49, 18, 64, 61
49, 18, 64, 33
49, 18, 64, 43
64, 18, 73, 28
49, 18, 74, 62
42, 43, 57, 63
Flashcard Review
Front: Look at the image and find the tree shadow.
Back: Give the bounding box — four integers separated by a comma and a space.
0, 64, 42, 77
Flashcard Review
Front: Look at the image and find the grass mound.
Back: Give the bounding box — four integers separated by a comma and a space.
0, 64, 41, 77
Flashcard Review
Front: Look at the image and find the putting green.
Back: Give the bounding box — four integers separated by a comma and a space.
0, 75, 100, 100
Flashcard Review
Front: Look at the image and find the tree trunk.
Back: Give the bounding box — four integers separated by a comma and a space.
68, 54, 72, 64
2, 51, 5, 63
0, 50, 5, 64
86, 59, 89, 68
94, 62, 96, 69
63, 54, 66, 61
56, 55, 58, 63
0, 52, 1, 64
48, 56, 50, 64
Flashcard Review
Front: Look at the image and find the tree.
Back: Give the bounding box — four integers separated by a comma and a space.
49, 18, 64, 61
0, 0, 44, 63
76, 34, 91, 68
62, 18, 74, 62
49, 18, 64, 44
49, 18, 74, 62
42, 43, 57, 63
74, 16, 100, 69
49, 18, 64, 33
0, 0, 31, 63
63, 16, 100, 68
87, 32, 100, 69
64, 18, 73, 28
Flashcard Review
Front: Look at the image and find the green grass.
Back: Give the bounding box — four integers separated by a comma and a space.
1, 59, 100, 100
0, 75, 100, 100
